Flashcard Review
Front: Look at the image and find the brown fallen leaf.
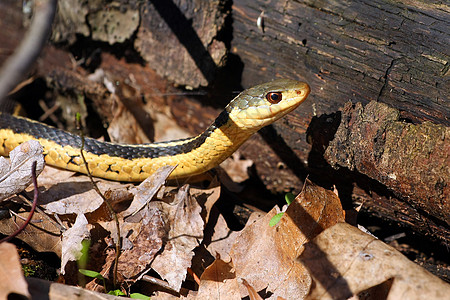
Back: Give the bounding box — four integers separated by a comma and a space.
92, 183, 210, 291
230, 179, 344, 299
193, 255, 241, 300
152, 110, 191, 142
116, 206, 166, 280
151, 184, 205, 292
0, 243, 31, 299
190, 178, 221, 224
206, 211, 264, 260
242, 278, 264, 300
0, 207, 62, 256
107, 93, 153, 145
230, 208, 311, 299
218, 151, 253, 193
300, 222, 450, 300
30, 164, 75, 186
275, 178, 345, 260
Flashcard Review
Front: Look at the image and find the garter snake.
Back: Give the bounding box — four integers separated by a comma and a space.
0, 79, 310, 181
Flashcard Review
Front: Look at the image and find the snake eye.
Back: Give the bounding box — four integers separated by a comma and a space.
266, 92, 282, 104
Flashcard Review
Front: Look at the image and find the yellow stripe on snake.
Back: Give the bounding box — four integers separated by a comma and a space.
0, 79, 310, 181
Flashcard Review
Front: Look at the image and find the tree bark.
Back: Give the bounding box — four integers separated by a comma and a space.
230, 0, 449, 242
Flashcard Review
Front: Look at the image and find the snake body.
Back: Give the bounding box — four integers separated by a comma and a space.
0, 79, 310, 181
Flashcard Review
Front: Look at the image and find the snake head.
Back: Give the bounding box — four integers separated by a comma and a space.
226, 79, 310, 130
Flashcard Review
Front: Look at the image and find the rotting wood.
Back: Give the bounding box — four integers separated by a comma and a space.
319, 101, 449, 243
230, 0, 449, 193
135, 0, 228, 88
232, 0, 449, 123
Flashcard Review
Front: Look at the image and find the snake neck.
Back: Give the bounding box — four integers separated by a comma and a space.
176, 110, 257, 167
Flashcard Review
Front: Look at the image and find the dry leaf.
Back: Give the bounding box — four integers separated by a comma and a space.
0, 243, 31, 299
38, 176, 132, 215
194, 255, 241, 300
0, 140, 44, 200
151, 185, 205, 292
61, 214, 92, 275
0, 208, 62, 255
190, 179, 221, 224
153, 111, 192, 142
115, 206, 166, 280
275, 178, 345, 259
219, 152, 253, 183
107, 93, 153, 144
300, 222, 450, 300
30, 165, 75, 186
242, 278, 264, 300
206, 212, 264, 260
122, 164, 176, 217
230, 179, 344, 299
218, 152, 253, 193
230, 208, 311, 299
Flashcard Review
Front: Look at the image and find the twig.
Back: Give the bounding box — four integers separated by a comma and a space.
0, 0, 57, 102
0, 161, 39, 243
141, 275, 179, 294
9, 209, 41, 223
76, 113, 122, 288
187, 267, 201, 286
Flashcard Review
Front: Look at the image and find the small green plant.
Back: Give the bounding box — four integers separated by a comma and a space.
130, 293, 151, 299
269, 192, 295, 227
79, 269, 107, 291
108, 289, 126, 296
78, 269, 150, 299
78, 239, 90, 270
22, 264, 36, 277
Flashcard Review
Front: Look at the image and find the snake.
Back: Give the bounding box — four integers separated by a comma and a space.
0, 79, 310, 182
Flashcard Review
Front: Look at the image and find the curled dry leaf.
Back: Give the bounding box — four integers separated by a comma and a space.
61, 214, 92, 275
0, 140, 44, 201
151, 185, 205, 292
300, 223, 450, 300
122, 164, 176, 217
0, 243, 31, 299
230, 179, 344, 299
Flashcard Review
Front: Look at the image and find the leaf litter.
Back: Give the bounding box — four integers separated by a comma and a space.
0, 146, 448, 299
